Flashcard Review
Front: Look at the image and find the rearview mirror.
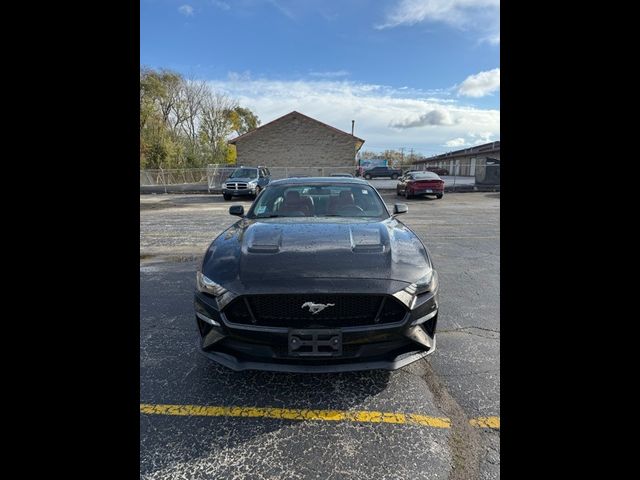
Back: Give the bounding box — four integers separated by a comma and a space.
229, 205, 244, 217
393, 204, 408, 215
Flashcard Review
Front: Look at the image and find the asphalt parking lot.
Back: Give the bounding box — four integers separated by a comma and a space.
140, 192, 500, 479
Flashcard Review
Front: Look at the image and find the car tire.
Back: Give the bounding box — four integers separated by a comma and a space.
391, 174, 398, 179
436, 194, 443, 199
364, 174, 372, 179
223, 194, 232, 201
405, 190, 412, 199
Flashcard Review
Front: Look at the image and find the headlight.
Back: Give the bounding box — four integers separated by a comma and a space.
196, 272, 228, 296
404, 269, 438, 296
248, 181, 258, 188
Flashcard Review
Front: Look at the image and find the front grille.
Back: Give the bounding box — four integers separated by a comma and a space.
223, 294, 407, 328
225, 182, 248, 190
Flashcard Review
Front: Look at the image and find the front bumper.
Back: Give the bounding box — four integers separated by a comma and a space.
194, 289, 438, 372
223, 188, 256, 196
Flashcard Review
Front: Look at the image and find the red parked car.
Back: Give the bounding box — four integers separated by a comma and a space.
396, 171, 445, 199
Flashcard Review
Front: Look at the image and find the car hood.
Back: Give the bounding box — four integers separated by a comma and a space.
224, 177, 257, 183
201, 217, 431, 293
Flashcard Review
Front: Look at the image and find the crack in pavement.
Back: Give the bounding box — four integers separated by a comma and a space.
438, 326, 500, 340
440, 331, 499, 340
417, 359, 482, 480
438, 369, 499, 378
457, 326, 499, 334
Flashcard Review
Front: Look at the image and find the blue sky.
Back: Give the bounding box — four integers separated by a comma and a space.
141, 0, 500, 156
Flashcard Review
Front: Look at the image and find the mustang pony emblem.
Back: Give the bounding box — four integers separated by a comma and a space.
301, 302, 335, 315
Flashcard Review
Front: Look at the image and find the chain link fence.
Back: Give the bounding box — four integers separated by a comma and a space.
140, 162, 499, 193
140, 168, 210, 186
141, 165, 359, 191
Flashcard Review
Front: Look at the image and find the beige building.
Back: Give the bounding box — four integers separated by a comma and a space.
414, 141, 500, 176
228, 111, 365, 169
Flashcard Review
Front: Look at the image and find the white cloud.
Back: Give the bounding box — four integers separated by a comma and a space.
309, 70, 350, 78
212, 1, 230, 10
377, 0, 500, 44
207, 76, 499, 154
390, 109, 454, 128
481, 32, 500, 45
268, 0, 295, 19
445, 137, 466, 147
378, 0, 499, 28
457, 68, 500, 97
469, 131, 494, 144
178, 5, 194, 16
227, 71, 252, 82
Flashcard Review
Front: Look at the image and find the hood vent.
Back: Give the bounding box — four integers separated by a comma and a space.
350, 226, 384, 253
247, 227, 282, 254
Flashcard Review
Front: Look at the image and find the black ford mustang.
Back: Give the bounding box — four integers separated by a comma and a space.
194, 177, 439, 372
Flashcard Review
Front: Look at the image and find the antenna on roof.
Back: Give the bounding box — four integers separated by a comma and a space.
351, 120, 355, 136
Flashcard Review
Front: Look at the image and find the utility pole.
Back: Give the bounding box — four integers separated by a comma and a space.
400, 147, 405, 168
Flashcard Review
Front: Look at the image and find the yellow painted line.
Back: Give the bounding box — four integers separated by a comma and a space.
469, 416, 501, 429
140, 404, 498, 430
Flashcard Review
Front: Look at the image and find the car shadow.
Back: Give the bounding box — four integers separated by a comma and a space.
410, 196, 440, 201
393, 195, 439, 202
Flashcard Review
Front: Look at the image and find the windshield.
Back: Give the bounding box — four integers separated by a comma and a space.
412, 172, 439, 180
247, 184, 389, 219
229, 168, 258, 179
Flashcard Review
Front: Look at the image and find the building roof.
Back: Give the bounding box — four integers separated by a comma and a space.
415, 141, 500, 163
228, 111, 366, 151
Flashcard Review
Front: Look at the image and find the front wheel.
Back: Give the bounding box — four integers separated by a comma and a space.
223, 194, 232, 201
364, 174, 372, 179
405, 190, 412, 199
436, 194, 443, 199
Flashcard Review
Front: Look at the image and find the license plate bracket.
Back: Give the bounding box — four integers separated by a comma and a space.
288, 329, 342, 357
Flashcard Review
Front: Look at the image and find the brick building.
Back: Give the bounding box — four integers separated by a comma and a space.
413, 141, 500, 176
228, 111, 365, 170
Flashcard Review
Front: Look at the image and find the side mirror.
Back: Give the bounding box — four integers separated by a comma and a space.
229, 205, 244, 217
393, 203, 408, 215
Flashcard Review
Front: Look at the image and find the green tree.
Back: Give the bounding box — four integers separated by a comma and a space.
227, 107, 260, 136
140, 66, 260, 169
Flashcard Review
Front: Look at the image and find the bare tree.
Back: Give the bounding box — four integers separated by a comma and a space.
140, 67, 260, 168
200, 92, 238, 161
176, 78, 209, 145
156, 70, 183, 128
